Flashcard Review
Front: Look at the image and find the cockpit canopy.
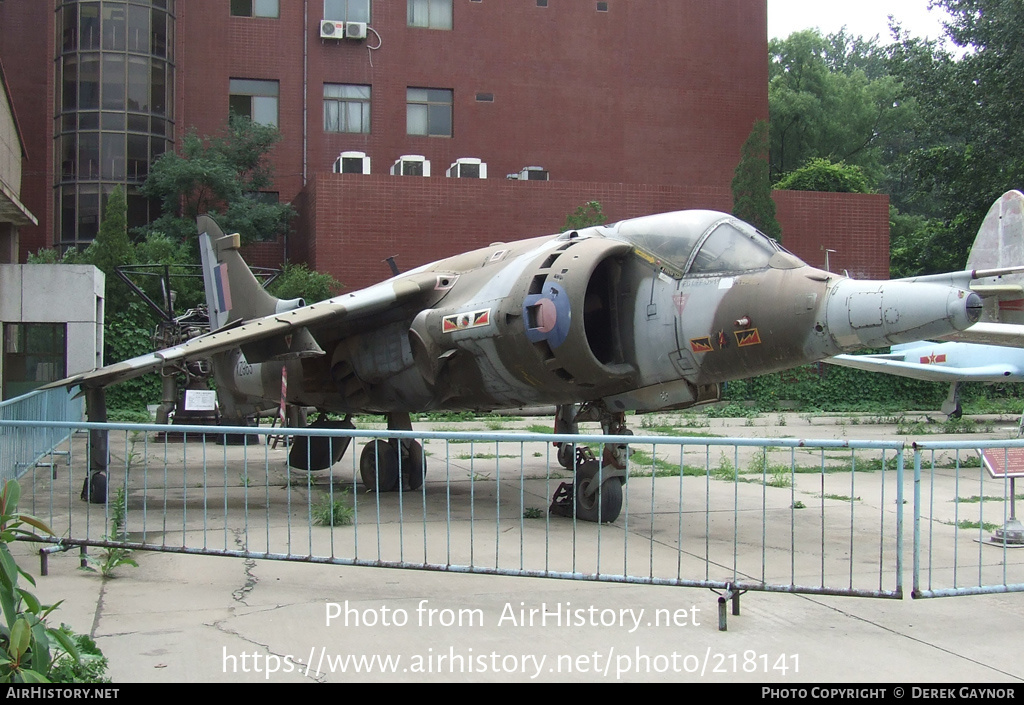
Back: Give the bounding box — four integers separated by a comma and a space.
600, 210, 788, 278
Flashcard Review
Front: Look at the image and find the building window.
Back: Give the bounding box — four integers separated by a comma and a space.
231, 0, 280, 18
324, 84, 370, 133
324, 0, 370, 23
54, 0, 175, 250
3, 324, 67, 399
407, 88, 452, 137
408, 0, 452, 29
229, 79, 279, 127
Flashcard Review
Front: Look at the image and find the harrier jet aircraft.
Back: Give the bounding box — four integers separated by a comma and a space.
53, 210, 997, 521
826, 190, 1024, 417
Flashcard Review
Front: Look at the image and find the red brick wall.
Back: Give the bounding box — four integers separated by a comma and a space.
773, 190, 891, 279
285, 175, 890, 292
0, 2, 53, 258
178, 0, 769, 205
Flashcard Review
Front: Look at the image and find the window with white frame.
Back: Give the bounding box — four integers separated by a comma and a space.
408, 0, 452, 29
229, 79, 279, 127
324, 0, 370, 23
231, 0, 280, 18
407, 88, 452, 137
324, 84, 371, 133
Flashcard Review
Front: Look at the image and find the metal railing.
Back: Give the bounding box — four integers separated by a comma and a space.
0, 418, 909, 619
0, 387, 83, 483
912, 439, 1024, 598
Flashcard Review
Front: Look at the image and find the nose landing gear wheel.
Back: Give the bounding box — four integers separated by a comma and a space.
359, 440, 401, 492
575, 470, 623, 524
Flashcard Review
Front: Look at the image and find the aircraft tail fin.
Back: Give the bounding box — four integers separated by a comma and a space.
965, 190, 1024, 326
197, 215, 304, 331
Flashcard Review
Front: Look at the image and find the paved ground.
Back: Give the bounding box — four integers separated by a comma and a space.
13, 410, 1024, 683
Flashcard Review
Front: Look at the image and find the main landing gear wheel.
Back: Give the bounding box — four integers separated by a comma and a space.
359, 439, 426, 492
400, 439, 425, 491
360, 440, 400, 492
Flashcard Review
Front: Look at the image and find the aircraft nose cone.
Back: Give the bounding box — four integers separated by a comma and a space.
821, 279, 986, 353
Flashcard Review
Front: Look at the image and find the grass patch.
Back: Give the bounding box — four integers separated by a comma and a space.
628, 449, 708, 477
953, 519, 1000, 532
312, 490, 354, 526
956, 494, 1024, 504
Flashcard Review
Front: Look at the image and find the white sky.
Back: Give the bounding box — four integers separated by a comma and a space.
767, 0, 953, 42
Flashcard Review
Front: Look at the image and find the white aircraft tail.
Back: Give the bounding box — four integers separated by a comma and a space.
966, 190, 1024, 326
197, 215, 304, 331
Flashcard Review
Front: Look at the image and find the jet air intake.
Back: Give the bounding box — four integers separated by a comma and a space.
407, 236, 638, 405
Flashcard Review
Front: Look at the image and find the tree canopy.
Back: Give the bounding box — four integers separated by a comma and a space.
768, 2, 1024, 275
139, 114, 295, 244
732, 120, 782, 240
774, 158, 871, 193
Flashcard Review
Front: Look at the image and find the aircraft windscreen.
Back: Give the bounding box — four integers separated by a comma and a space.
688, 222, 778, 274
609, 212, 779, 278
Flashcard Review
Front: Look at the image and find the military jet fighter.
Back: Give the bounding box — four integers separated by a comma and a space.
826, 190, 1024, 417
54, 210, 994, 522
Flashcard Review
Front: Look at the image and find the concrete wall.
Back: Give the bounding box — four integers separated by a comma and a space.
0, 265, 104, 398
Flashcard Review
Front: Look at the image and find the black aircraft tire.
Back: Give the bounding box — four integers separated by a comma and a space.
557, 442, 575, 470
402, 439, 425, 491
574, 475, 623, 524
359, 440, 401, 492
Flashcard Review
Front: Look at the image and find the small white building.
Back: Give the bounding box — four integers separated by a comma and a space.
0, 264, 104, 399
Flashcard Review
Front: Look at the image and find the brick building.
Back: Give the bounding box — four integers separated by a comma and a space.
0, 0, 889, 293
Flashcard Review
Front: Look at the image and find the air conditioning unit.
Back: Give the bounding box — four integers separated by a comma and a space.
333, 151, 370, 175
391, 155, 431, 177
520, 166, 549, 181
344, 21, 368, 40
447, 158, 487, 179
320, 20, 344, 39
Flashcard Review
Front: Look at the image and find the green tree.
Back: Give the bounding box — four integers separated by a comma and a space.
769, 29, 911, 186
563, 201, 607, 231
139, 114, 295, 244
267, 262, 342, 303
89, 186, 132, 278
774, 157, 872, 193
731, 120, 782, 240
889, 0, 1024, 272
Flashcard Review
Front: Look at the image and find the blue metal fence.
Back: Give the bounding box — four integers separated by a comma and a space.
912, 439, 1024, 598
0, 415, 909, 611
0, 387, 83, 483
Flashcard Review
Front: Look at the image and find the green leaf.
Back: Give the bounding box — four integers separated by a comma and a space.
10, 617, 30, 659
48, 627, 81, 664
3, 481, 21, 515
16, 514, 54, 537
16, 589, 40, 615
